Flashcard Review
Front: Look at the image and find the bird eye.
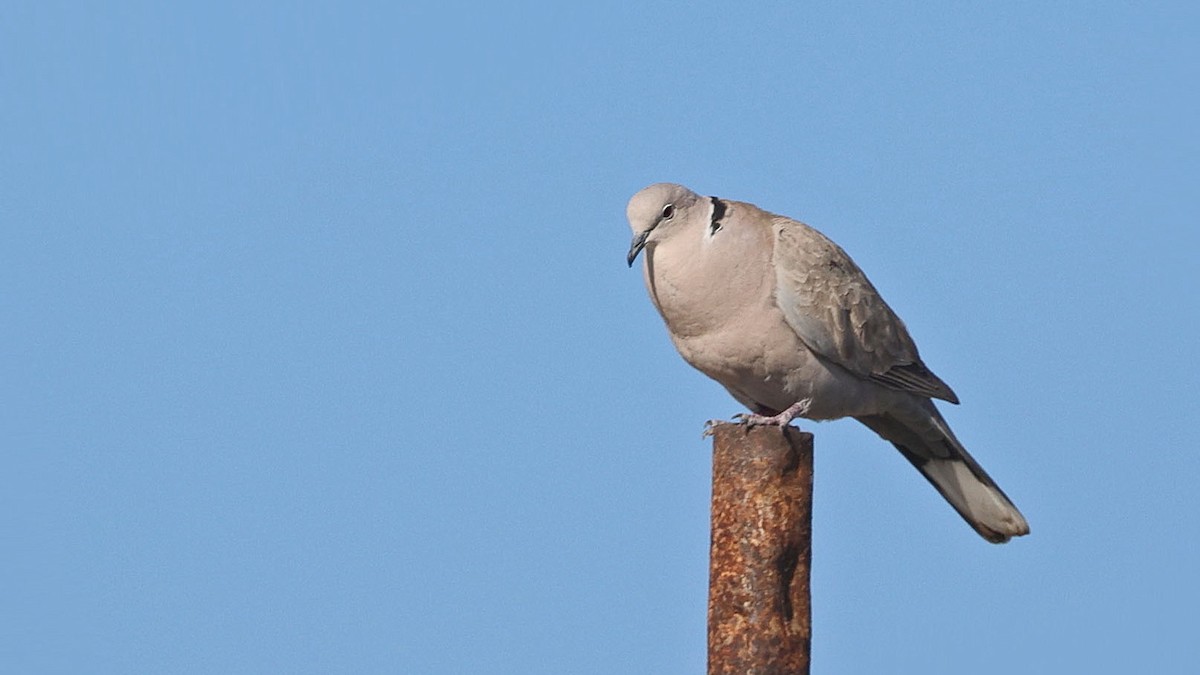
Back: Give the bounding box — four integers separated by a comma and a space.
661, 204, 676, 220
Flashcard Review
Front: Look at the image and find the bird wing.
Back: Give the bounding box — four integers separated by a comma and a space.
770, 216, 959, 403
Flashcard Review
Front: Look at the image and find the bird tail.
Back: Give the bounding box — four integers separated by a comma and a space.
855, 402, 1029, 543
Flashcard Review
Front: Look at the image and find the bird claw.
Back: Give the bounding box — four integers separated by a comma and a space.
702, 417, 747, 437
703, 414, 769, 437
733, 412, 785, 427
702, 419, 727, 438
735, 399, 813, 428
705, 400, 812, 436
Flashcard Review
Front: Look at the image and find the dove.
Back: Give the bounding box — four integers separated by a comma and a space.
626, 183, 1028, 543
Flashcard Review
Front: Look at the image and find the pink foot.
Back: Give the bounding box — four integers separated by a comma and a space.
733, 398, 812, 427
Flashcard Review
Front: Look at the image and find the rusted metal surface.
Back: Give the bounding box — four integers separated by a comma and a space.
708, 424, 813, 675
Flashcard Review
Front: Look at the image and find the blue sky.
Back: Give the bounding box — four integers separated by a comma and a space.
4, 2, 1197, 673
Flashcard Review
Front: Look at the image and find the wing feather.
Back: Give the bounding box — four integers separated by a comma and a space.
770, 217, 959, 403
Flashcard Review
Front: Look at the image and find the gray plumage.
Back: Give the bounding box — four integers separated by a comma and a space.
626, 183, 1028, 543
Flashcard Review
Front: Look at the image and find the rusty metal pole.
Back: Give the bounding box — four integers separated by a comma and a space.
707, 424, 813, 675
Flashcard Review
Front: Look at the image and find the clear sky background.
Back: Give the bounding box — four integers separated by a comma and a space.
4, 2, 1197, 674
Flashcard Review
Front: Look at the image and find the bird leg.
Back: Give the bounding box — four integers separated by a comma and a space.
733, 398, 812, 428
703, 399, 813, 437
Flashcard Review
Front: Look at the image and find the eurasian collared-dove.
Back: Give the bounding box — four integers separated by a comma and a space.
626, 183, 1029, 543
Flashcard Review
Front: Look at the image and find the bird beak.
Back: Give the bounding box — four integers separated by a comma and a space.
627, 231, 649, 267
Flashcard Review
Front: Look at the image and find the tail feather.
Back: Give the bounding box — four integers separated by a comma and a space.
856, 404, 1029, 544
